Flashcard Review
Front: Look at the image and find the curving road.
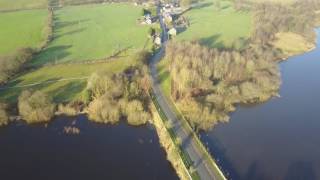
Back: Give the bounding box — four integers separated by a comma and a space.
149, 3, 219, 180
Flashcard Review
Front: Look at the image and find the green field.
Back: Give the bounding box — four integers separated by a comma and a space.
0, 9, 48, 55
0, 0, 47, 11
0, 3, 151, 103
31, 3, 151, 66
177, 0, 252, 49
0, 57, 137, 103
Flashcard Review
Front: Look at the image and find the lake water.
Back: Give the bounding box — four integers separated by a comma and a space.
0, 115, 178, 180
203, 29, 320, 180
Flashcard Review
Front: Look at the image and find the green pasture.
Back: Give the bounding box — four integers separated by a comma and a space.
31, 3, 151, 66
177, 0, 252, 49
0, 57, 137, 103
0, 0, 47, 11
0, 9, 48, 55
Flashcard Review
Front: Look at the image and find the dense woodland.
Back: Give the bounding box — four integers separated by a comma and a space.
87, 66, 152, 126
165, 41, 280, 130
250, 0, 319, 46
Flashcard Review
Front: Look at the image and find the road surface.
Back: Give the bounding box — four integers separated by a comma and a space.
149, 3, 219, 180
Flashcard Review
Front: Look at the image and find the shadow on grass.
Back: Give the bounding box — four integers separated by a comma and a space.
50, 81, 86, 103
199, 34, 224, 49
0, 78, 62, 104
54, 19, 90, 31
30, 45, 72, 66
54, 28, 86, 39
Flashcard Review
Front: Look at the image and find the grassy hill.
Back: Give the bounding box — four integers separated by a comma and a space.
177, 0, 252, 49
0, 9, 48, 55
31, 3, 151, 66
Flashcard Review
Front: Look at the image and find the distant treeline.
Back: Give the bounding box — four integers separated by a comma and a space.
235, 0, 320, 46
165, 41, 280, 130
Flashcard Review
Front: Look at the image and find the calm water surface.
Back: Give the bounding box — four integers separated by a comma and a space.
0, 115, 178, 180
203, 29, 320, 180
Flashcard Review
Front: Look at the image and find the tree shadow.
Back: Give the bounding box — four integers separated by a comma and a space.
199, 132, 241, 180
181, 132, 193, 149
54, 19, 90, 31
31, 45, 72, 66
0, 78, 62, 104
49, 81, 86, 103
179, 2, 213, 16
198, 34, 224, 49
284, 161, 316, 180
54, 28, 86, 39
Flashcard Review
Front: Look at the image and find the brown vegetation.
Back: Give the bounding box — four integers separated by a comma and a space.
18, 90, 56, 123
87, 66, 151, 126
165, 41, 281, 130
0, 103, 9, 127
0, 48, 34, 85
57, 101, 83, 116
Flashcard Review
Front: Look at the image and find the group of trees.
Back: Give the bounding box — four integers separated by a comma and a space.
18, 90, 56, 123
0, 103, 8, 127
87, 66, 151, 126
165, 41, 281, 130
251, 1, 318, 46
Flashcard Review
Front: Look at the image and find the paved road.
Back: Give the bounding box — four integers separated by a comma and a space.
149, 4, 218, 180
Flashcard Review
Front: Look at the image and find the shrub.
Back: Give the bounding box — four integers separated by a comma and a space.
88, 94, 120, 124
18, 90, 56, 123
0, 103, 8, 127
125, 100, 150, 126
57, 103, 79, 116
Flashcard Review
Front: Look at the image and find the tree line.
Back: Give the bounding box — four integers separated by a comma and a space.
234, 0, 320, 48
165, 41, 281, 131
0, 8, 53, 85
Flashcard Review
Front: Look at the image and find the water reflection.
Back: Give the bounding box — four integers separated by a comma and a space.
0, 115, 179, 180
204, 29, 320, 180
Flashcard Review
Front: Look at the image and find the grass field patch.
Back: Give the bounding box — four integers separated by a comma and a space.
273, 32, 315, 57
0, 0, 47, 11
0, 57, 137, 103
0, 9, 48, 55
31, 3, 151, 66
177, 0, 252, 49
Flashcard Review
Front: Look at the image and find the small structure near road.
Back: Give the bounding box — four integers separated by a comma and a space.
154, 36, 162, 46
168, 28, 177, 37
